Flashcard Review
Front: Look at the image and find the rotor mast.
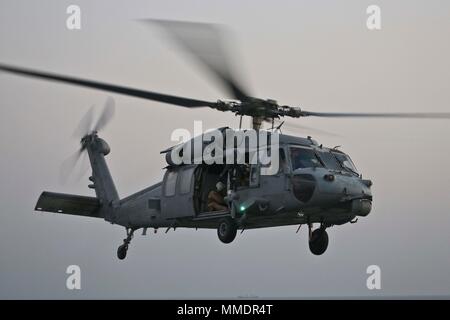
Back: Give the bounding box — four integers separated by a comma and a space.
251, 116, 264, 131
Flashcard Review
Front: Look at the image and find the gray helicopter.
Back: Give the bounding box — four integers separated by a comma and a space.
1, 20, 450, 260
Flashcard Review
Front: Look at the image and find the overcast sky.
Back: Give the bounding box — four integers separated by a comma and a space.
1, 0, 450, 299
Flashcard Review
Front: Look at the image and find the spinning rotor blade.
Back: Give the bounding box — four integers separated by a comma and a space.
59, 148, 84, 185
61, 97, 115, 185
73, 105, 94, 138
0, 64, 216, 108
94, 96, 115, 132
281, 121, 341, 137
77, 151, 91, 181
146, 19, 251, 101
300, 110, 450, 119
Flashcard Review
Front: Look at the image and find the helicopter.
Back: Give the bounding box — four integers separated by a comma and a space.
1, 20, 450, 260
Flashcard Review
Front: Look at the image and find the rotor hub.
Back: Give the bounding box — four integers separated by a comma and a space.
216, 98, 304, 129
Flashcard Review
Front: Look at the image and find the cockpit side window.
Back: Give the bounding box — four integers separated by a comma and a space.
290, 147, 323, 170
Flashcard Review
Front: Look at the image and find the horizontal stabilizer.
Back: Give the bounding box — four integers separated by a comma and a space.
35, 192, 102, 218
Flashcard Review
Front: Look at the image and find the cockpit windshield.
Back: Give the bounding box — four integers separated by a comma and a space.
332, 151, 358, 174
317, 151, 341, 171
290, 147, 323, 170
290, 146, 358, 175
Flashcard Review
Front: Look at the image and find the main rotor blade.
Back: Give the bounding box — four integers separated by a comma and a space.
301, 111, 450, 119
0, 63, 216, 108
282, 121, 341, 137
146, 19, 251, 101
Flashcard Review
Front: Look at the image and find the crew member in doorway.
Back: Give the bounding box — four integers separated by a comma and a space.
207, 182, 228, 211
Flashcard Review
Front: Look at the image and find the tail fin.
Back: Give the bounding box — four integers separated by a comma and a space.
34, 135, 118, 222
83, 133, 119, 210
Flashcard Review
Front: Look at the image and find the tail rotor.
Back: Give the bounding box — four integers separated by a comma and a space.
59, 97, 115, 184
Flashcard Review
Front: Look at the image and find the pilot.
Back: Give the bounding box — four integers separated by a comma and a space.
207, 182, 228, 211
290, 148, 302, 170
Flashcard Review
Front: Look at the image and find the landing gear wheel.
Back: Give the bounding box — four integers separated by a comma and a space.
117, 244, 128, 260
217, 218, 237, 244
309, 228, 329, 255
117, 228, 134, 260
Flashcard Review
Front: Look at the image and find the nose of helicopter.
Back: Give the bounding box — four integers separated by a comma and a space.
291, 168, 373, 215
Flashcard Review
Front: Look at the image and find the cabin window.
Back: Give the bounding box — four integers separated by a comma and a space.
164, 170, 178, 196
179, 167, 193, 194
290, 147, 323, 170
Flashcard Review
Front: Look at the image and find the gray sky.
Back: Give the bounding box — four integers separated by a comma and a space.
1, 0, 450, 299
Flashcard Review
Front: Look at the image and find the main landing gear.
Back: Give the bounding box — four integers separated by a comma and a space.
217, 217, 237, 244
117, 228, 135, 260
308, 224, 329, 255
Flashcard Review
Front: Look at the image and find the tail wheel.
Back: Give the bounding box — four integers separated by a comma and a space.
217, 217, 237, 244
309, 228, 329, 255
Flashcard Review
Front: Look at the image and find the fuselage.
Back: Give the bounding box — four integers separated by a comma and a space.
114, 131, 373, 230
